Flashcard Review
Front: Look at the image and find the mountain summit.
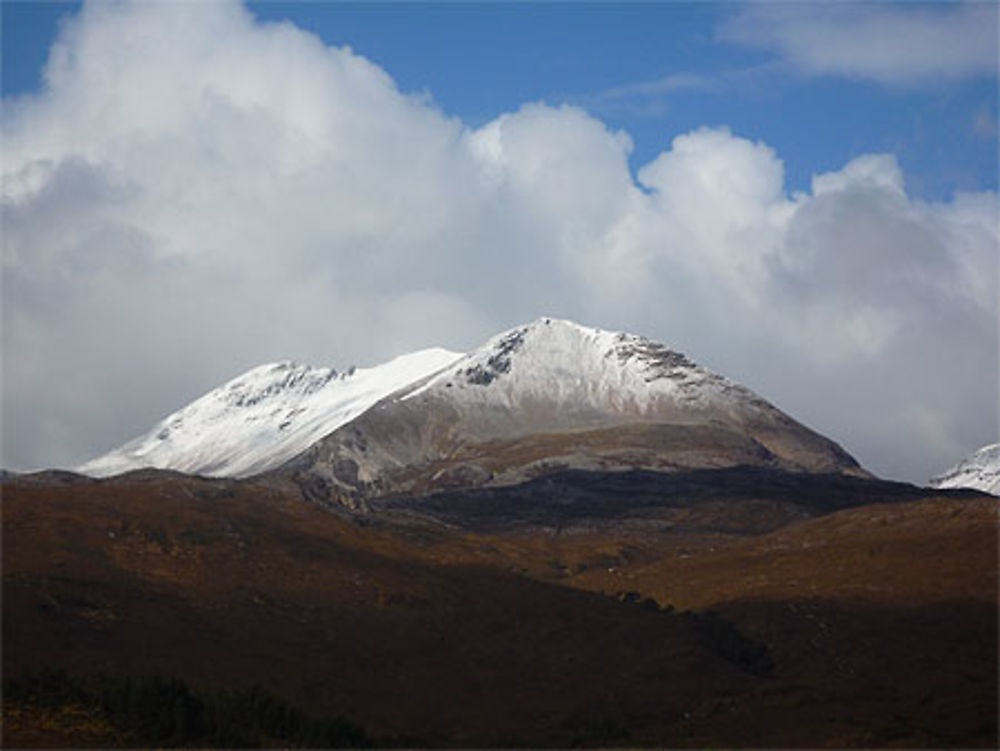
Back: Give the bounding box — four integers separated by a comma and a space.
281, 318, 865, 501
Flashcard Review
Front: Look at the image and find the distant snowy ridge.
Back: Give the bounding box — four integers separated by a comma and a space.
929, 443, 1000, 496
78, 348, 462, 478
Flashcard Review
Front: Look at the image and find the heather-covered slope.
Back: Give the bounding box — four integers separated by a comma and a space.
3, 471, 995, 747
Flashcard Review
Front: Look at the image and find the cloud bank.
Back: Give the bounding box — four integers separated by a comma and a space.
719, 1, 999, 85
2, 0, 996, 483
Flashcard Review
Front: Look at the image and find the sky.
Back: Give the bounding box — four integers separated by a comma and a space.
1, 0, 997, 483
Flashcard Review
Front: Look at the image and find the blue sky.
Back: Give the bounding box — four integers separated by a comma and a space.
4, 1, 996, 201
1, 0, 998, 482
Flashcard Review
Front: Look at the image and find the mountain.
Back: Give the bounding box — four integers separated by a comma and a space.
282, 318, 865, 502
80, 318, 864, 499
930, 443, 1000, 496
78, 348, 462, 478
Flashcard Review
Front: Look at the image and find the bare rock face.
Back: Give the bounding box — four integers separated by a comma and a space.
281, 318, 866, 503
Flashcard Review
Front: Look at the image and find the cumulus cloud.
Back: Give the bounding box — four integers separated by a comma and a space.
2, 0, 996, 483
719, 1, 999, 85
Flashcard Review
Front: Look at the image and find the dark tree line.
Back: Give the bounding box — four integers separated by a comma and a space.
4, 667, 372, 747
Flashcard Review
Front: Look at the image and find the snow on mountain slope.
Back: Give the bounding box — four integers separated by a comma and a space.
401, 318, 769, 417
78, 348, 462, 478
929, 443, 1000, 496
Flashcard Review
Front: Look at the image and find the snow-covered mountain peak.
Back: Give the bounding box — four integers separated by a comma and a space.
79, 347, 462, 478
467, 317, 713, 385
929, 443, 1000, 496
402, 317, 752, 415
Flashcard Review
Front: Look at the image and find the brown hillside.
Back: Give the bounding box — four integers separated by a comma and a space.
2, 473, 997, 747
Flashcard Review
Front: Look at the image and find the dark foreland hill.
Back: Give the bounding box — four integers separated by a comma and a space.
4, 319, 997, 747
2, 469, 995, 747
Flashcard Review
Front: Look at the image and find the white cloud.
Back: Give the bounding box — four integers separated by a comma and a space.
2, 0, 996, 484
719, 2, 999, 85
602, 73, 709, 98
581, 72, 713, 116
